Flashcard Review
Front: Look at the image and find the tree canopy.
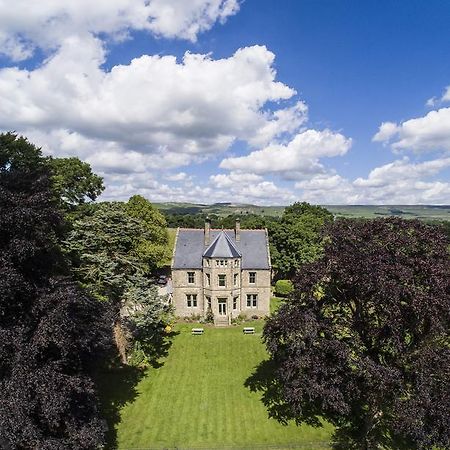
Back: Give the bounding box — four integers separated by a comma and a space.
0, 133, 111, 449
47, 156, 104, 208
259, 218, 450, 449
270, 202, 333, 278
63, 199, 172, 364
63, 201, 152, 303
126, 195, 169, 270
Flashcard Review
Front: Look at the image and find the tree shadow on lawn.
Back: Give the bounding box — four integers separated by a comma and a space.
96, 330, 179, 449
245, 358, 324, 429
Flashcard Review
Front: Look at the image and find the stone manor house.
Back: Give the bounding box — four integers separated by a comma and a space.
171, 219, 271, 325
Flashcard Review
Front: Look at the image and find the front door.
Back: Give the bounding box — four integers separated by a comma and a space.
218, 298, 227, 316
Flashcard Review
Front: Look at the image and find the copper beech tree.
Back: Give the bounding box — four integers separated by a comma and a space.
0, 134, 111, 449
261, 218, 450, 450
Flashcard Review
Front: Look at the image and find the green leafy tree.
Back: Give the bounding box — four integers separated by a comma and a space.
126, 195, 169, 269
63, 202, 151, 302
256, 218, 450, 450
270, 202, 333, 278
274, 279, 294, 297
63, 201, 170, 364
48, 156, 104, 207
122, 276, 173, 367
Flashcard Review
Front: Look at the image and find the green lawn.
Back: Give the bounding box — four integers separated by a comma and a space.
103, 321, 332, 449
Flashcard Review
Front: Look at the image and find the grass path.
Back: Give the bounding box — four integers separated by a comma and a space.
111, 322, 332, 449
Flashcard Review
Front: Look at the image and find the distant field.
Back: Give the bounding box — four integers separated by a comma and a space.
156, 202, 450, 221
155, 202, 285, 217
105, 321, 332, 449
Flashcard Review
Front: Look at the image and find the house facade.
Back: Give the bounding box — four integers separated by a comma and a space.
171, 219, 271, 324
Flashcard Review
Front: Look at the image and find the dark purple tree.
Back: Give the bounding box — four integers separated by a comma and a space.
0, 133, 112, 449
259, 218, 450, 449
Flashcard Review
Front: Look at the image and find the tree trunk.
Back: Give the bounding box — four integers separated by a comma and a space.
113, 321, 128, 364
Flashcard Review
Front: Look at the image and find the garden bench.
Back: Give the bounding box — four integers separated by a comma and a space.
191, 328, 204, 335
243, 327, 255, 334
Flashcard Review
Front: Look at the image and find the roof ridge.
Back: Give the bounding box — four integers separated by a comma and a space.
202, 230, 241, 258
222, 231, 241, 255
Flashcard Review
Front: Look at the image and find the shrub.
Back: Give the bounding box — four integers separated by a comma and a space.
232, 313, 246, 325
275, 279, 294, 297
205, 307, 214, 323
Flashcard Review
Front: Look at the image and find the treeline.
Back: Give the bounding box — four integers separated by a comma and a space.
0, 133, 172, 449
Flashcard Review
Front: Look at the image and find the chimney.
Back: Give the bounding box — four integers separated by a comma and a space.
204, 217, 211, 246
235, 218, 240, 242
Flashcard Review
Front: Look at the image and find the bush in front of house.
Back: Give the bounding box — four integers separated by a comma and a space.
274, 279, 294, 297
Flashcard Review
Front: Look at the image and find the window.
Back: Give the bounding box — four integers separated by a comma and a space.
205, 259, 210, 267
187, 272, 195, 284
233, 296, 238, 310
216, 259, 227, 267
234, 273, 238, 286
246, 294, 258, 308
206, 273, 211, 286
249, 272, 256, 284
234, 259, 240, 268
186, 294, 197, 308
218, 274, 226, 287
206, 296, 211, 308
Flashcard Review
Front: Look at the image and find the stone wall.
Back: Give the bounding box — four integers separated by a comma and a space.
172, 269, 204, 317
172, 267, 271, 319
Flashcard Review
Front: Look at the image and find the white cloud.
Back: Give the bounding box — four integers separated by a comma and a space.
426, 86, 450, 108
97, 170, 294, 205
145, 0, 240, 42
442, 86, 450, 102
373, 107, 450, 153
249, 101, 309, 147
0, 0, 240, 61
1, 41, 298, 173
372, 121, 399, 143
220, 129, 352, 177
295, 174, 359, 204
209, 172, 295, 204
353, 157, 450, 188
210, 172, 263, 188
293, 158, 450, 205
165, 172, 191, 182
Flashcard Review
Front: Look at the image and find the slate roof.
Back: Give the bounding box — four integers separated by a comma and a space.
172, 228, 270, 269
203, 231, 241, 258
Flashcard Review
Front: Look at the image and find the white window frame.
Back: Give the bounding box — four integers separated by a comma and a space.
233, 296, 238, 310
246, 294, 257, 308
234, 273, 238, 286
186, 294, 198, 308
206, 273, 211, 286
249, 271, 256, 284
187, 271, 195, 284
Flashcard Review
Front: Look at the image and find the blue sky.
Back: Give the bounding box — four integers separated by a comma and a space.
1, 0, 449, 204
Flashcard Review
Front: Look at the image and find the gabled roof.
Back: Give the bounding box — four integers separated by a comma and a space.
203, 230, 241, 258
172, 229, 270, 270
